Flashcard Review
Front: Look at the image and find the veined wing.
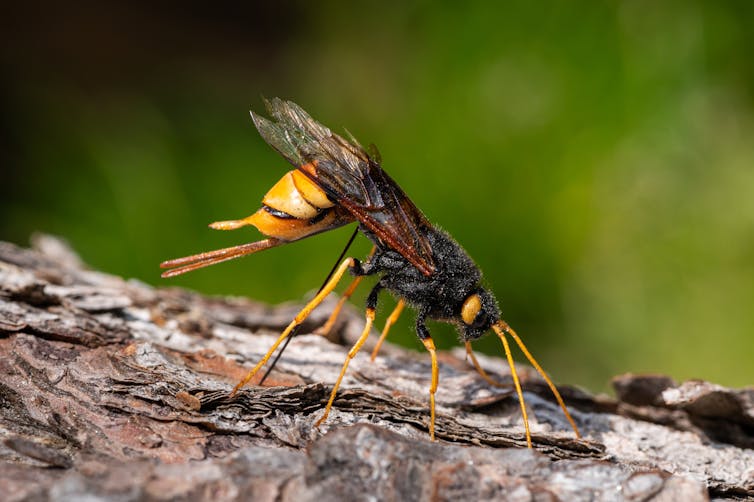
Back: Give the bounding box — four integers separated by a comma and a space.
250, 98, 435, 276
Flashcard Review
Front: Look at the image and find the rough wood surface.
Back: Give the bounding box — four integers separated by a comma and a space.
0, 236, 752, 501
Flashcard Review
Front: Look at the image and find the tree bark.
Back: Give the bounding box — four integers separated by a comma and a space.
0, 236, 752, 501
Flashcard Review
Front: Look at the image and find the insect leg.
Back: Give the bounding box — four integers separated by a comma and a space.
464, 342, 506, 388
230, 257, 356, 397
314, 276, 364, 336
316, 245, 377, 337
370, 299, 405, 361
260, 227, 360, 385
314, 282, 383, 428
491, 323, 533, 448
495, 321, 581, 439
416, 310, 438, 441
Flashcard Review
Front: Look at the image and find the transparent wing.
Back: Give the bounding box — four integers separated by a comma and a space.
251, 98, 435, 275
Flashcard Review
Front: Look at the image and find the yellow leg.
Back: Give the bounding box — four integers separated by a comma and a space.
370, 299, 405, 361
464, 342, 505, 388
315, 307, 376, 427
315, 276, 364, 336
230, 257, 355, 396
491, 323, 533, 448
315, 246, 376, 337
499, 321, 581, 439
421, 337, 439, 441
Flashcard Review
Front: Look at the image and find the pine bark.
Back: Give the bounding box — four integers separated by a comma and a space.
1, 236, 752, 501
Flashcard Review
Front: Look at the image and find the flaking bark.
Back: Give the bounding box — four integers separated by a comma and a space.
0, 236, 752, 501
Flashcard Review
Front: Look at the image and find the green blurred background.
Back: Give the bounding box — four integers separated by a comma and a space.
2, 1, 753, 392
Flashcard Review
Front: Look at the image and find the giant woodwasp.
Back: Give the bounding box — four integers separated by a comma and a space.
161, 98, 581, 446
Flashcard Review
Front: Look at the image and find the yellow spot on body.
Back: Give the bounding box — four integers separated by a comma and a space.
206, 165, 353, 243
245, 208, 337, 241
292, 169, 333, 209
461, 293, 482, 325
263, 171, 319, 219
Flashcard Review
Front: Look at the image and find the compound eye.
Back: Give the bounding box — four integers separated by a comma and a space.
461, 294, 482, 326
473, 309, 488, 329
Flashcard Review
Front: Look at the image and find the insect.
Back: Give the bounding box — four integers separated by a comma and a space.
160, 98, 581, 447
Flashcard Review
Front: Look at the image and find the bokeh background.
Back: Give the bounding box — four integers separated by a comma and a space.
2, 1, 753, 392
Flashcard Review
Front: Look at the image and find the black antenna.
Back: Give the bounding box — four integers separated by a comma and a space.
258, 226, 360, 384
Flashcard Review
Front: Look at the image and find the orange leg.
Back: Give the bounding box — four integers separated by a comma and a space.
499, 321, 581, 439
315, 246, 376, 337
491, 324, 532, 448
370, 299, 405, 361
464, 342, 505, 388
230, 258, 355, 396
315, 276, 364, 336
315, 306, 376, 427
421, 336, 439, 441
